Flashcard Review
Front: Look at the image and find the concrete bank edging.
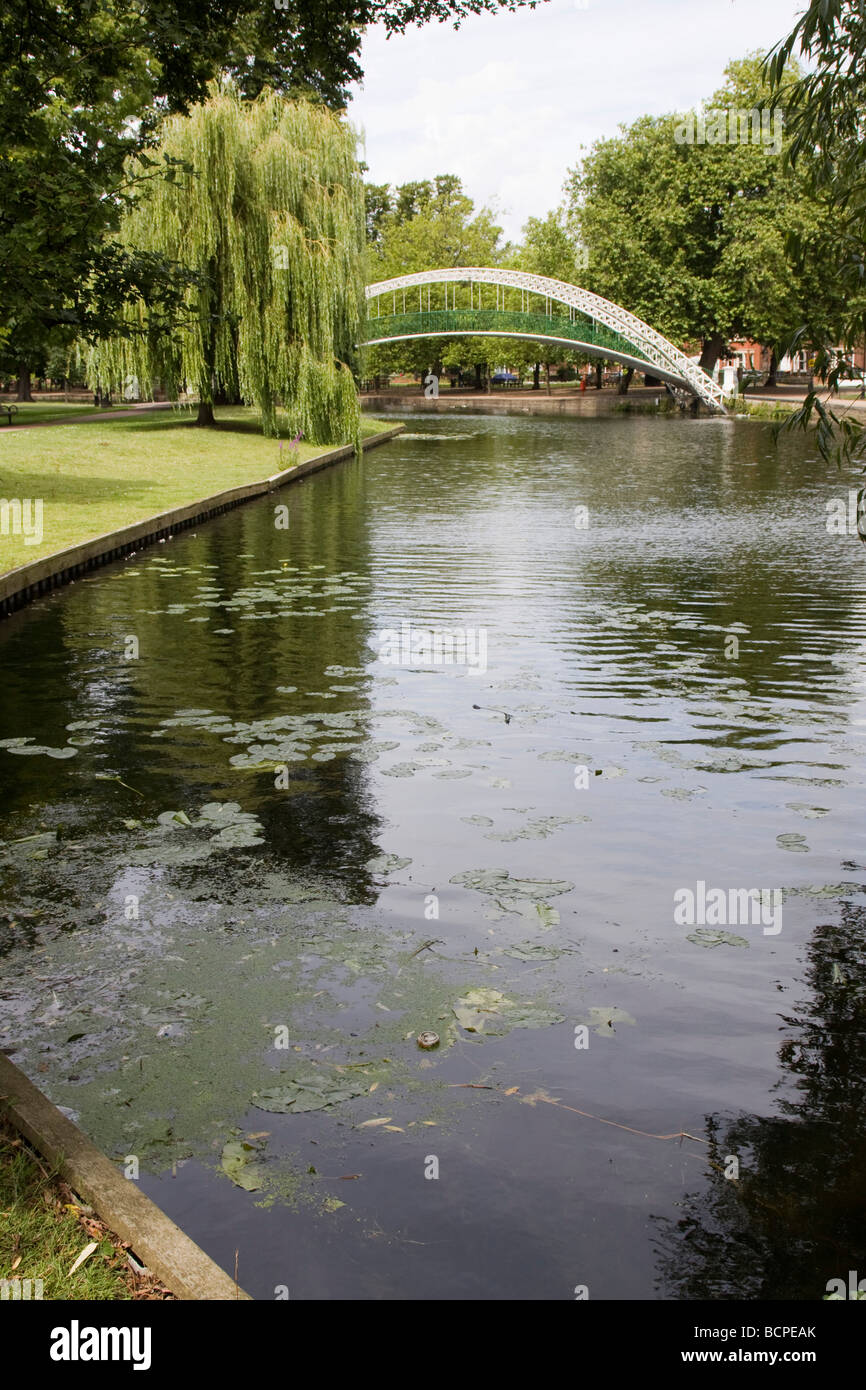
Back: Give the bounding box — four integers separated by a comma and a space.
360, 392, 663, 417
0, 1053, 250, 1300
0, 424, 404, 619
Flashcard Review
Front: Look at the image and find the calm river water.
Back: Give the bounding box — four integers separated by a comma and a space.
1, 412, 865, 1299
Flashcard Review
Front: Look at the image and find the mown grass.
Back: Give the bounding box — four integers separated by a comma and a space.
0, 1120, 149, 1300
0, 406, 388, 575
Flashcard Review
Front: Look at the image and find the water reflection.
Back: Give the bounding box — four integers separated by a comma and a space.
654, 899, 866, 1301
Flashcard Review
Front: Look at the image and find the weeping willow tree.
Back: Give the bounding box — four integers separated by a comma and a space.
89, 87, 366, 443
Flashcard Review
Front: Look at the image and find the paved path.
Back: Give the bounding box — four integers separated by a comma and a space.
0, 401, 174, 431
741, 391, 866, 410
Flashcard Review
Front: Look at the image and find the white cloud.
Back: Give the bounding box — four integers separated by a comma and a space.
349, 0, 805, 239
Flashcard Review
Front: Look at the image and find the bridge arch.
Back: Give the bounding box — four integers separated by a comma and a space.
363, 268, 726, 413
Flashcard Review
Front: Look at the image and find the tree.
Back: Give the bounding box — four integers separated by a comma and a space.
566, 56, 836, 379
509, 209, 580, 390
0, 0, 542, 386
365, 184, 394, 247
89, 89, 366, 442
364, 175, 508, 382
767, 1, 866, 463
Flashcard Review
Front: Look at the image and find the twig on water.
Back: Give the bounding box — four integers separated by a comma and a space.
459, 1083, 709, 1143
471, 704, 512, 724
408, 938, 443, 959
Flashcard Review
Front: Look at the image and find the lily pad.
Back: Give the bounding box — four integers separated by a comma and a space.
534, 902, 560, 929
485, 897, 561, 926
452, 987, 564, 1035
453, 988, 508, 1032
252, 1073, 368, 1114
777, 832, 809, 852
506, 1003, 566, 1029
210, 822, 265, 848
686, 928, 749, 948
579, 1006, 637, 1036
796, 883, 862, 898
196, 802, 243, 824
220, 1139, 264, 1192
450, 869, 573, 901
485, 815, 589, 842
365, 853, 412, 874
0, 738, 77, 758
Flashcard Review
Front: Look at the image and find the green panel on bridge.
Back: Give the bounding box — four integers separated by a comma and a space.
361, 308, 649, 361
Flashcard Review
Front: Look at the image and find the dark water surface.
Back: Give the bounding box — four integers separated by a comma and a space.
2, 413, 865, 1300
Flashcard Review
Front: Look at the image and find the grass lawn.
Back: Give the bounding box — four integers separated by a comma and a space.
0, 1119, 172, 1299
0, 401, 102, 426
0, 406, 388, 576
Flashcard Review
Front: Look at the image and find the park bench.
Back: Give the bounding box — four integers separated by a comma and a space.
1, 403, 19, 424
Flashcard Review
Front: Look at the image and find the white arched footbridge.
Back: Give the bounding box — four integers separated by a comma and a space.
363, 267, 727, 413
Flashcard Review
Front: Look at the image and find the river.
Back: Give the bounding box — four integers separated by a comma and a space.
1, 411, 864, 1299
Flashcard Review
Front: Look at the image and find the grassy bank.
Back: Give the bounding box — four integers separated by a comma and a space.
0, 1119, 172, 1300
0, 406, 386, 575
731, 398, 799, 421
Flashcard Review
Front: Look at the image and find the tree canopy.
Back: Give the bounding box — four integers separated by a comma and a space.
566, 56, 838, 375
0, 0, 542, 387
90, 89, 366, 443
363, 175, 508, 380
767, 0, 866, 462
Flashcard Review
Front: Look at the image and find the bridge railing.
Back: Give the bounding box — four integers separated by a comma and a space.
361, 308, 649, 361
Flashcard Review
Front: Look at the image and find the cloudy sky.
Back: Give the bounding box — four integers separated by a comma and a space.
349, 0, 805, 241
